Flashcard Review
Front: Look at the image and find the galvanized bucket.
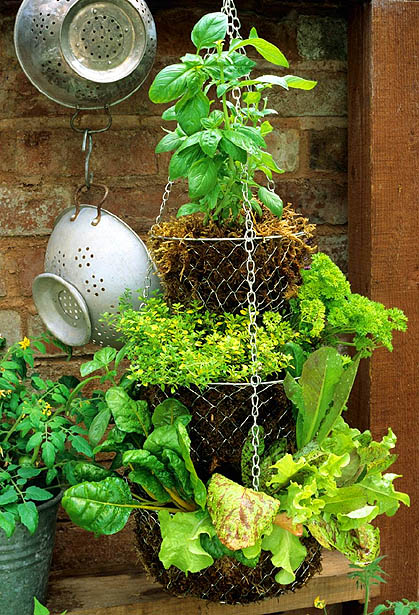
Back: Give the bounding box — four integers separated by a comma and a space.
0, 492, 61, 615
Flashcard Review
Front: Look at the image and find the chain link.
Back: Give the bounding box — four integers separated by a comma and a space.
143, 180, 173, 301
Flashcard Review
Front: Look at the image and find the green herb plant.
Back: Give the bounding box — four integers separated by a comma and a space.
0, 339, 125, 537
290, 253, 408, 357
112, 296, 299, 389
149, 12, 316, 223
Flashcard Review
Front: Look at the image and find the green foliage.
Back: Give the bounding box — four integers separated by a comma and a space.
34, 597, 67, 615
62, 399, 206, 537
261, 524, 307, 584
112, 296, 299, 388
372, 600, 419, 615
0, 337, 120, 537
283, 346, 360, 448
149, 12, 316, 223
291, 253, 408, 356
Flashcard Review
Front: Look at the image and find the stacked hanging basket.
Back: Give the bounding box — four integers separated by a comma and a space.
129, 5, 322, 603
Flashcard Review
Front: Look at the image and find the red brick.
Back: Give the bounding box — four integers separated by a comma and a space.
0, 184, 73, 236
15, 129, 81, 178
17, 245, 45, 297
316, 232, 348, 274
277, 178, 347, 225
265, 129, 300, 173
309, 127, 348, 172
0, 310, 22, 345
94, 129, 158, 177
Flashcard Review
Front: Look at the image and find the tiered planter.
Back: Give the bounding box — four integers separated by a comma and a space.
132, 211, 322, 604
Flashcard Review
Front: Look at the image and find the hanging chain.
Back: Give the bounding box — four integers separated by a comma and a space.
241, 167, 262, 491
142, 180, 173, 302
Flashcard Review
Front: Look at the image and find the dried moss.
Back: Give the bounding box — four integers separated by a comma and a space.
148, 205, 316, 314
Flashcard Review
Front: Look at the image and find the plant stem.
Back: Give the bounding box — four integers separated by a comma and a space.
65, 375, 103, 413
363, 584, 370, 615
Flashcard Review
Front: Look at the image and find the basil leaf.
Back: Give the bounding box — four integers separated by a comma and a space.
155, 131, 184, 154
169, 144, 202, 180
231, 37, 289, 67
284, 75, 317, 90
162, 105, 177, 121
191, 12, 228, 50
258, 186, 283, 218
188, 158, 218, 198
199, 129, 222, 157
149, 64, 193, 103
176, 92, 210, 135
176, 203, 206, 218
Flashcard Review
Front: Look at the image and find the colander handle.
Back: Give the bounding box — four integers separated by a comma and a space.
72, 184, 109, 226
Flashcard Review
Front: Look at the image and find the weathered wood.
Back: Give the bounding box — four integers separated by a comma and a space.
348, 0, 419, 607
47, 551, 377, 615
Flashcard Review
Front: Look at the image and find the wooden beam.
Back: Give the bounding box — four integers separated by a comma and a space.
47, 551, 377, 615
348, 0, 419, 606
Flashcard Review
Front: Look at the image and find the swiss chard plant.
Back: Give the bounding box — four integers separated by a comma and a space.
149, 11, 316, 223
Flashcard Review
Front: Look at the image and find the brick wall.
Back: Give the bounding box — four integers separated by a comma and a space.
0, 1, 348, 574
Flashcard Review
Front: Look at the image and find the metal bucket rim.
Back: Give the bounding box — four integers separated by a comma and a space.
36, 490, 63, 513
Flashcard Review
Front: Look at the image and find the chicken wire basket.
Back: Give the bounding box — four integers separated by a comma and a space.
33, 202, 160, 348
133, 379, 322, 604
148, 223, 314, 315
135, 508, 322, 604
14, 0, 156, 109
138, 380, 294, 480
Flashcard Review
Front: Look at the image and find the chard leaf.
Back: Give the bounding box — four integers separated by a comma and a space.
62, 477, 133, 536
88, 407, 111, 447
106, 387, 151, 436
177, 422, 207, 509
261, 525, 307, 584
158, 509, 215, 573
152, 399, 190, 428
143, 422, 185, 457
128, 469, 171, 503
191, 12, 228, 50
207, 473, 279, 550
123, 449, 176, 489
161, 449, 193, 500
73, 462, 113, 483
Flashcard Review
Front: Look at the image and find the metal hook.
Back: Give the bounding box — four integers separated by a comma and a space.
82, 130, 94, 189
70, 105, 113, 134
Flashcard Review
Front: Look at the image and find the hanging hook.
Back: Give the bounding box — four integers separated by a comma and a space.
70, 105, 113, 134
82, 130, 94, 189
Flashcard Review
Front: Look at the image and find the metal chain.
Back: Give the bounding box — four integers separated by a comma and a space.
143, 180, 173, 301
241, 167, 262, 492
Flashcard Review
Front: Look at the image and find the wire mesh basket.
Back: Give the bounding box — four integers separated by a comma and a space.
148, 216, 315, 315
137, 379, 293, 480
134, 509, 322, 604
133, 379, 322, 603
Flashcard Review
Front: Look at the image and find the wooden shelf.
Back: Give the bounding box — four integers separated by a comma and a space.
47, 551, 378, 615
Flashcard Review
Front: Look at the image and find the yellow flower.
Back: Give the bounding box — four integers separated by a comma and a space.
0, 390, 6, 398
19, 337, 31, 350
314, 596, 326, 609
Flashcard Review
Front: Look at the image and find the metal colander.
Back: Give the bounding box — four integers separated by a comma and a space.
32, 199, 160, 348
14, 0, 156, 109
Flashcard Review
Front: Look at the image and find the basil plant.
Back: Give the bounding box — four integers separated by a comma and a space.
149, 12, 316, 223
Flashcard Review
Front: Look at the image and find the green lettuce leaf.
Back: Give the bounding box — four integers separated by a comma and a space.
261, 525, 307, 584
158, 509, 215, 573
176, 422, 207, 509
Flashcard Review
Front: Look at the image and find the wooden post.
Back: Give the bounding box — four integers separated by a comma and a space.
348, 0, 418, 605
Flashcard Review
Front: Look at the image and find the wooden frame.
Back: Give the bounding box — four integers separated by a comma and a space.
348, 0, 418, 605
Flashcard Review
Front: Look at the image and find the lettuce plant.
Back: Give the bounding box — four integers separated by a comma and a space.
149, 12, 316, 223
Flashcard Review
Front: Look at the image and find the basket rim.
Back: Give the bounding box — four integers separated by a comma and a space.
149, 231, 306, 243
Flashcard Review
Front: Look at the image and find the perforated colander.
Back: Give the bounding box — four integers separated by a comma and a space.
14, 0, 156, 109
32, 200, 160, 348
